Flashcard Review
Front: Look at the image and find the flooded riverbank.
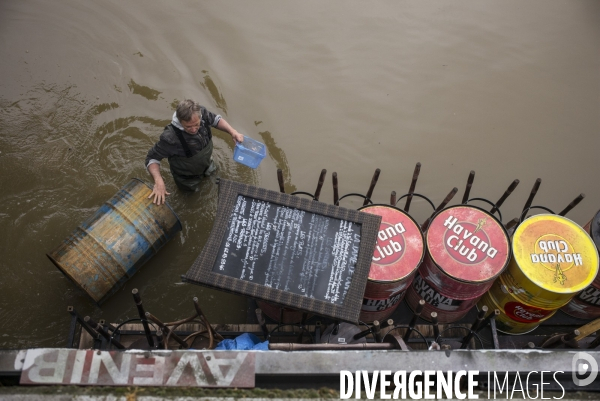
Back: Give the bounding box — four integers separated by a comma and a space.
0, 0, 599, 348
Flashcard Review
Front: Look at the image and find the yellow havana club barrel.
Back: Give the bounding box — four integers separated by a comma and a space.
358, 205, 424, 323
479, 274, 560, 334
478, 213, 599, 333
406, 205, 511, 323
561, 210, 600, 319
47, 178, 182, 304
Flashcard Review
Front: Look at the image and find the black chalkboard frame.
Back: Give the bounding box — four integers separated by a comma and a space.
182, 179, 382, 323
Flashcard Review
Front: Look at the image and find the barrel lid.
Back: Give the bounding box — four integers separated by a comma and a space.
359, 205, 424, 283
513, 214, 599, 294
426, 205, 510, 283
591, 210, 600, 250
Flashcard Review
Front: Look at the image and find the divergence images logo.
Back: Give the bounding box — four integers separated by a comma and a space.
572, 352, 599, 387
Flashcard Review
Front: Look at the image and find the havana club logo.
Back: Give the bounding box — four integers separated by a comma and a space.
443, 215, 498, 265
530, 235, 583, 285
372, 222, 406, 265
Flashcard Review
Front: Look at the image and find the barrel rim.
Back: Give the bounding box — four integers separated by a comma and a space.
131, 177, 183, 231
591, 208, 600, 250
425, 203, 512, 283
358, 203, 425, 282
513, 213, 600, 294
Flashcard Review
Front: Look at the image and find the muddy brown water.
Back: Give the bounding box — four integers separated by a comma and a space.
0, 0, 599, 348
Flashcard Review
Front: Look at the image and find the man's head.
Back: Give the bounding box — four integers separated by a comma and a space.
176, 99, 201, 134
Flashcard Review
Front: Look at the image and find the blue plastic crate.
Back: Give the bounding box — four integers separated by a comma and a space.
233, 136, 266, 169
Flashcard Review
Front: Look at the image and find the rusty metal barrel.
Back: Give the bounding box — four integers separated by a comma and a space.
47, 178, 182, 304
358, 205, 424, 323
561, 210, 600, 320
405, 205, 511, 323
478, 214, 599, 334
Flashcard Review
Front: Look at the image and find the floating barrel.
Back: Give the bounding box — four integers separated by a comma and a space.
357, 205, 424, 323
47, 178, 182, 304
561, 210, 600, 319
478, 214, 599, 333
406, 205, 510, 323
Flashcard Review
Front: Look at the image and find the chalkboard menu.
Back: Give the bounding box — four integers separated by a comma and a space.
183, 179, 381, 323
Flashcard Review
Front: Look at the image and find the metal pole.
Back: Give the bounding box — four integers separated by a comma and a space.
522, 178, 542, 213
490, 179, 520, 216
462, 170, 475, 204
132, 289, 155, 348
277, 169, 285, 193
404, 299, 425, 342
145, 312, 189, 349
332, 172, 339, 206
84, 316, 125, 349
559, 193, 585, 216
460, 306, 487, 349
404, 162, 421, 212
255, 308, 270, 341
363, 168, 381, 206
390, 191, 396, 206
314, 169, 326, 201
421, 187, 458, 232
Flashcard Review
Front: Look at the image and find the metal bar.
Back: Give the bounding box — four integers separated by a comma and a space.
156, 329, 164, 349
67, 306, 99, 341
505, 217, 519, 231
478, 308, 501, 333
363, 168, 381, 206
255, 308, 270, 340
67, 307, 79, 348
404, 162, 421, 212
372, 320, 382, 343
83, 316, 125, 349
421, 187, 458, 231
461, 170, 475, 204
277, 169, 285, 193
490, 314, 500, 350
522, 178, 542, 213
390, 191, 396, 206
193, 297, 221, 340
558, 193, 585, 216
404, 299, 425, 342
490, 179, 520, 215
132, 289, 154, 348
332, 172, 339, 206
460, 306, 487, 349
145, 312, 189, 349
588, 332, 600, 350
431, 312, 440, 343
269, 342, 397, 351
313, 169, 326, 201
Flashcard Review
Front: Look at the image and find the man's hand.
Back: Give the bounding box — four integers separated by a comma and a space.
148, 181, 170, 205
147, 163, 170, 205
231, 129, 244, 145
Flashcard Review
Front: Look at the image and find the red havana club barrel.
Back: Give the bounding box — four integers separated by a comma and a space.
406, 205, 511, 323
478, 214, 599, 334
358, 205, 424, 323
561, 210, 600, 320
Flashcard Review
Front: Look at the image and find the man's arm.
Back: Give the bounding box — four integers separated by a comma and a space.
216, 118, 244, 144
145, 134, 175, 205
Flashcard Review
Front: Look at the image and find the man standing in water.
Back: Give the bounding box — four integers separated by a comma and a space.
145, 99, 243, 204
